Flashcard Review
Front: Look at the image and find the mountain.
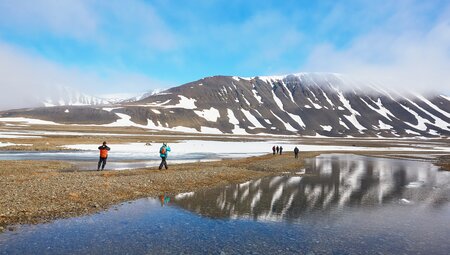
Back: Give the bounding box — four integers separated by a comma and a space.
1, 73, 449, 137
42, 86, 110, 107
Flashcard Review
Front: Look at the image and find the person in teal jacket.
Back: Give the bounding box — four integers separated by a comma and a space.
158, 143, 171, 170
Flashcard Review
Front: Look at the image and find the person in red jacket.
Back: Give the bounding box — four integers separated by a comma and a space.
97, 141, 111, 171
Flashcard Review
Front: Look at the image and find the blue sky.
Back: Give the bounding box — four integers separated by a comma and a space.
0, 0, 449, 98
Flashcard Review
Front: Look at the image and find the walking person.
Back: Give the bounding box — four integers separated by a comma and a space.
158, 143, 171, 170
276, 146, 279, 154
272, 146, 276, 155
97, 141, 110, 171
279, 146, 283, 155
294, 146, 299, 159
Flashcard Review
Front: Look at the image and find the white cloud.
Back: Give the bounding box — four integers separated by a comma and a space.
0, 41, 166, 110
303, 3, 450, 94
0, 0, 98, 40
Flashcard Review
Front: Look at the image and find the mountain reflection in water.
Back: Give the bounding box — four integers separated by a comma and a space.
173, 154, 449, 221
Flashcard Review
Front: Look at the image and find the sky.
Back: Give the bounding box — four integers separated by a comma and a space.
0, 0, 449, 106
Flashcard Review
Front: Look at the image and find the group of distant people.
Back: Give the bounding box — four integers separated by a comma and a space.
97, 141, 301, 171
272, 145, 300, 159
97, 141, 171, 171
272, 145, 283, 155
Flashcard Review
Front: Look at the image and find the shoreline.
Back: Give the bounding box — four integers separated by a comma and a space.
1, 150, 448, 232
0, 152, 319, 230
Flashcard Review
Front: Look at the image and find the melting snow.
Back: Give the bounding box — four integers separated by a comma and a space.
405, 129, 421, 135
378, 120, 393, 130
0, 117, 60, 125
270, 110, 297, 132
361, 98, 395, 121
321, 125, 332, 131
416, 95, 450, 119
398, 104, 429, 131
151, 109, 161, 114
172, 95, 197, 109
194, 107, 220, 122
272, 90, 285, 110
252, 87, 263, 104
339, 118, 349, 129
241, 109, 265, 128
337, 91, 366, 130
307, 98, 322, 109
227, 109, 249, 135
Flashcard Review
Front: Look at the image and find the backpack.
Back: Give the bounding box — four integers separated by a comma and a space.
160, 146, 166, 154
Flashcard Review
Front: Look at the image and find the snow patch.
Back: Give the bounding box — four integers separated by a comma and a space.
194, 107, 220, 122
270, 110, 297, 132
0, 117, 60, 125
378, 120, 393, 130
241, 109, 265, 128
227, 109, 248, 135
321, 125, 332, 131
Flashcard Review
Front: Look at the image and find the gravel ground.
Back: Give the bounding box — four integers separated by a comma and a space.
437, 155, 450, 171
0, 152, 318, 230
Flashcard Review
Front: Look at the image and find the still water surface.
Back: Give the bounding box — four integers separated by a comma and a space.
1, 154, 449, 254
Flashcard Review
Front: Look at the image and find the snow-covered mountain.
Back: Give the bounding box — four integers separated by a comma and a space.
1, 73, 449, 137
42, 86, 110, 107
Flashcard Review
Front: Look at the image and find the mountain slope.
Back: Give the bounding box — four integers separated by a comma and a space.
1, 73, 449, 137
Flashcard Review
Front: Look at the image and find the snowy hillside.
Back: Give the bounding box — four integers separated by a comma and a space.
1, 73, 449, 137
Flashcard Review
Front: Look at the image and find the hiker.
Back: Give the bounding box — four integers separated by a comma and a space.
276, 146, 279, 154
272, 146, 276, 155
294, 146, 299, 159
97, 141, 110, 171
159, 143, 171, 170
279, 146, 283, 155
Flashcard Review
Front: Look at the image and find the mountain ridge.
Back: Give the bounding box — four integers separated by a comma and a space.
1, 73, 449, 137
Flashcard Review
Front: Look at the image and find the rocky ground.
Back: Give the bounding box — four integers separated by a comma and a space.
437, 155, 450, 171
0, 152, 319, 231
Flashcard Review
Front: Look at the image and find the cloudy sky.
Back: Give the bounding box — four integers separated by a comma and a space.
0, 0, 449, 105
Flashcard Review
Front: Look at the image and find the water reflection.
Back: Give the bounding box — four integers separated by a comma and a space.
173, 154, 450, 221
